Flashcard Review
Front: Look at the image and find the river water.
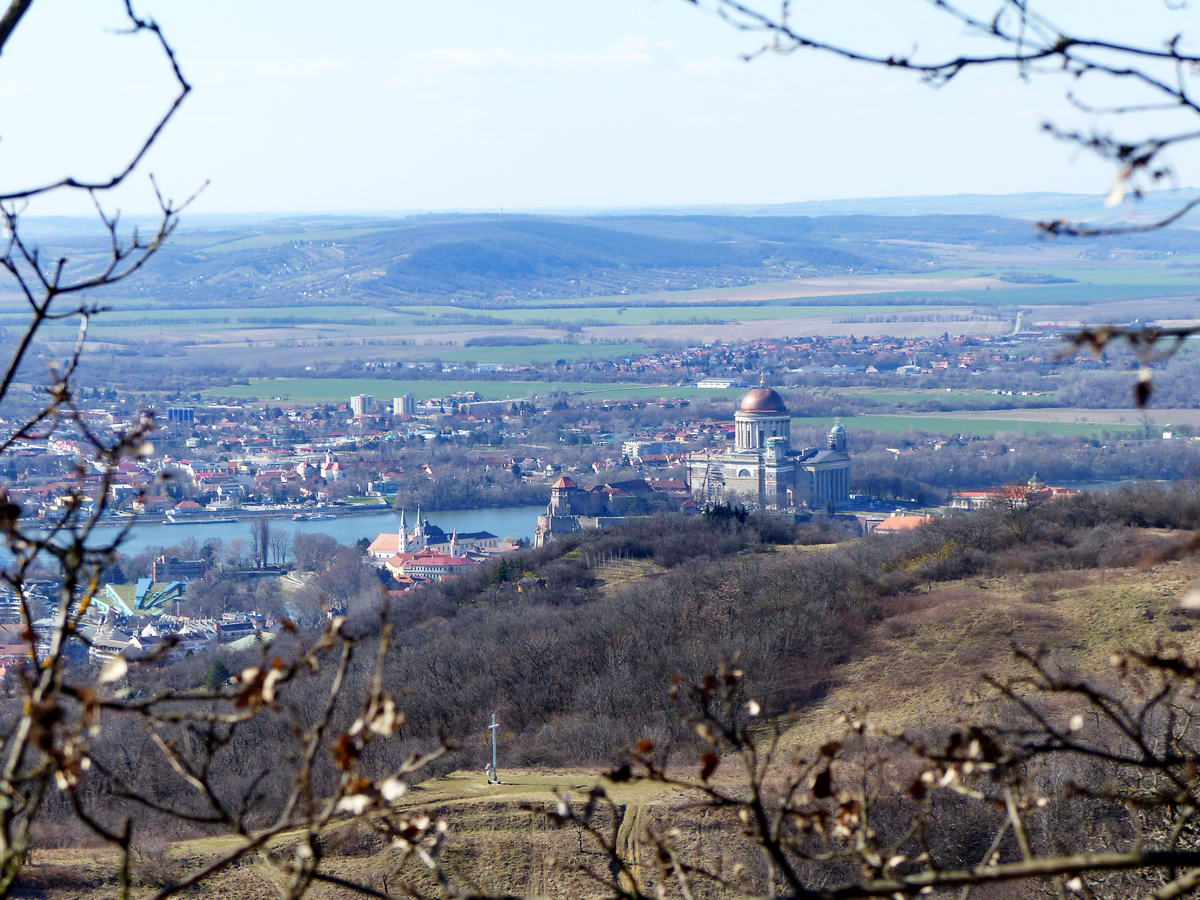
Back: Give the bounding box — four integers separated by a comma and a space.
104, 505, 545, 558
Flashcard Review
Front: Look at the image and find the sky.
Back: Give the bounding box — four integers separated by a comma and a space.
2, 0, 1198, 216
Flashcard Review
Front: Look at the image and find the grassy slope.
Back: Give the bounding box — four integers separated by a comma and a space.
782, 553, 1200, 743
24, 547, 1200, 897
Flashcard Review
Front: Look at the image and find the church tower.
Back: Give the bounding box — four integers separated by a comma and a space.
398, 508, 410, 553
828, 422, 847, 452
414, 508, 428, 550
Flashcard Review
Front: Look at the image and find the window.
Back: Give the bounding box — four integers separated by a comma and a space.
737, 469, 752, 478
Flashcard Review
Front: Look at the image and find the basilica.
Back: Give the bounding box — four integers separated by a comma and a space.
684, 386, 851, 511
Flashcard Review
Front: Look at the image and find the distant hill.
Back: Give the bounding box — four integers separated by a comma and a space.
564, 188, 1200, 226
41, 207, 1200, 306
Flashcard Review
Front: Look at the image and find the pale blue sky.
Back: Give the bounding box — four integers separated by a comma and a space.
2, 1, 1196, 216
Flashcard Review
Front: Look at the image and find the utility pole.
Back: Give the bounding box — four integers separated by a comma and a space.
488, 712, 500, 784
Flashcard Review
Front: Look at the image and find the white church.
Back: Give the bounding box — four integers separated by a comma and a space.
367, 509, 500, 561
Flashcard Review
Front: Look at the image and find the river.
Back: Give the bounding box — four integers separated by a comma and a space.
103, 505, 546, 558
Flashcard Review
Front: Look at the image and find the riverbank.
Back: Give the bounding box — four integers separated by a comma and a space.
43, 496, 546, 530
109, 505, 547, 558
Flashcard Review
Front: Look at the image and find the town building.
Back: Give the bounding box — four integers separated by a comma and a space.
684, 387, 851, 511
151, 555, 208, 583
392, 394, 417, 417
166, 407, 195, 425
350, 394, 374, 416
949, 475, 1080, 510
382, 547, 481, 582
621, 439, 685, 460
319, 451, 345, 481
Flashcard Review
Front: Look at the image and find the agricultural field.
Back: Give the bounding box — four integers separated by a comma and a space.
398, 303, 953, 324
516, 263, 1200, 309
11, 247, 1200, 374
792, 413, 1142, 437
14, 298, 989, 353
779, 282, 1200, 308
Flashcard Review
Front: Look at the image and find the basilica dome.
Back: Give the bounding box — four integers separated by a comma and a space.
737, 387, 788, 414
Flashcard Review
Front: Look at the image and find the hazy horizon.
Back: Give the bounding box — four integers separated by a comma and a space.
7, 1, 1200, 217
19, 187, 1200, 228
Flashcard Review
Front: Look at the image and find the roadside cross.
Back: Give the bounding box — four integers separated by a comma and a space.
488, 712, 500, 784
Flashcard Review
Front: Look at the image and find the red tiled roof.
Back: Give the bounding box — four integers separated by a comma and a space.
368, 533, 401, 554
875, 515, 934, 532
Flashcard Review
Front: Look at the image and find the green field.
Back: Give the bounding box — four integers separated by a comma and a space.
46, 304, 402, 324
396, 303, 950, 325
7, 299, 973, 339
989, 262, 1200, 285
792, 414, 1140, 437
0, 304, 413, 330
788, 283, 1200, 307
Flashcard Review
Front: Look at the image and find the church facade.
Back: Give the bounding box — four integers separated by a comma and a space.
367, 509, 499, 561
684, 387, 851, 511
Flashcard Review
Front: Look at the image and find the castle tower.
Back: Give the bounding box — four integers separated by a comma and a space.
549, 475, 579, 515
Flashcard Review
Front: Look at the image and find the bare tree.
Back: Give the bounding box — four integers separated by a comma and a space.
0, 5, 458, 897
270, 529, 294, 567
252, 518, 272, 569
542, 657, 1200, 898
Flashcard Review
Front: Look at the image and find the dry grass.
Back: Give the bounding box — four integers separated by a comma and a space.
780, 558, 1200, 744
591, 558, 662, 595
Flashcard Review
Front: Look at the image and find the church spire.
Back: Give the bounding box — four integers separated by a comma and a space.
398, 508, 408, 553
